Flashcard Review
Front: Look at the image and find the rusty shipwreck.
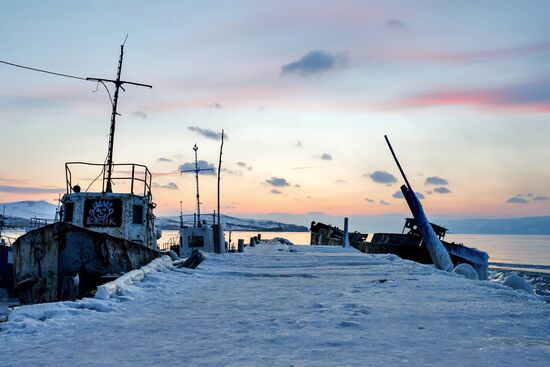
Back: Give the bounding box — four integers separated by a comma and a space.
311, 135, 489, 280
311, 218, 488, 280
12, 43, 161, 304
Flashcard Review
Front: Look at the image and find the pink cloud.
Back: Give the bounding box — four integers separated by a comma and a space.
413, 41, 550, 63
382, 77, 550, 113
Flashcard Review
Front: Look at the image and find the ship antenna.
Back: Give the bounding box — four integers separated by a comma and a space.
179, 200, 184, 229
86, 41, 152, 193
0, 206, 5, 238
217, 129, 225, 228
181, 144, 214, 227
54, 193, 61, 222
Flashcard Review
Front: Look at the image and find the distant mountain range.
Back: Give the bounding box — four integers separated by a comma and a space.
0, 200, 308, 232
156, 215, 308, 232
441, 216, 550, 235
1, 200, 58, 220
1, 200, 549, 234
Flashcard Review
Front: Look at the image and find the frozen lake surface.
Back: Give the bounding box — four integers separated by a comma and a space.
1, 243, 549, 366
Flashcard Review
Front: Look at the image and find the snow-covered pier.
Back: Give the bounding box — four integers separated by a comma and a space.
1, 243, 549, 366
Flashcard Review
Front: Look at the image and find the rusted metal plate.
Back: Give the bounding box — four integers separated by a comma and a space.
13, 222, 159, 304
13, 226, 60, 304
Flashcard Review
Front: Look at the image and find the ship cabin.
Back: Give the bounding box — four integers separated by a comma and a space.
179, 224, 215, 258
60, 162, 160, 250
402, 217, 447, 240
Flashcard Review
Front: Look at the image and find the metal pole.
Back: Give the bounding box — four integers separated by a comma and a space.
85, 43, 152, 193
193, 144, 201, 225
181, 144, 213, 227
343, 217, 350, 248
130, 164, 135, 194
179, 201, 184, 229
384, 135, 454, 272
217, 130, 224, 228
384, 135, 413, 192
104, 45, 124, 193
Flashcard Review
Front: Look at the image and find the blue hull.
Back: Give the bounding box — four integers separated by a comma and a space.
0, 245, 15, 296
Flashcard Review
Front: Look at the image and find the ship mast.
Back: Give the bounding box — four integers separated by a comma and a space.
0, 206, 5, 239
181, 144, 213, 227
86, 43, 152, 193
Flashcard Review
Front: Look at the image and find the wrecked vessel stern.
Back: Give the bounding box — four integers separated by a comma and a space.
12, 162, 162, 305
13, 222, 159, 304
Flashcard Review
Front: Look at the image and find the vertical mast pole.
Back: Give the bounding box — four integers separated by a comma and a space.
86, 40, 151, 194
217, 129, 224, 227
105, 45, 124, 193
0, 206, 5, 238
181, 144, 213, 227
179, 200, 184, 229
193, 144, 201, 225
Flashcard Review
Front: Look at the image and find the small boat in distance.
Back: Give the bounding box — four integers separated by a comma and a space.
177, 144, 224, 258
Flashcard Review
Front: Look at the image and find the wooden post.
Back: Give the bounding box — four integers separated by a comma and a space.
343, 217, 350, 248
212, 224, 220, 253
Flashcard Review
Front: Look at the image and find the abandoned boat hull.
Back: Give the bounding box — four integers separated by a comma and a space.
0, 245, 14, 296
367, 233, 489, 280
366, 233, 433, 263
13, 222, 159, 304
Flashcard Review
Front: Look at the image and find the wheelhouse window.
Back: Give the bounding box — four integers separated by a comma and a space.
133, 205, 144, 224
188, 235, 204, 247
64, 203, 74, 223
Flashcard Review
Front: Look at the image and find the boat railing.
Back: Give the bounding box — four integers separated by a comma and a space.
65, 162, 153, 197
403, 217, 447, 240
29, 217, 51, 229
176, 212, 219, 228
159, 236, 180, 252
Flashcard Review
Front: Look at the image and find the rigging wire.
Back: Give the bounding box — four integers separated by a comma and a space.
0, 58, 121, 192
0, 59, 87, 80
1, 58, 116, 107
85, 151, 110, 193
3, 45, 145, 194
93, 80, 114, 106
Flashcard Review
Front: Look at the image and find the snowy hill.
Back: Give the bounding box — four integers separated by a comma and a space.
0, 200, 307, 232
156, 214, 308, 232
0, 200, 57, 220
3, 200, 550, 234
441, 216, 550, 235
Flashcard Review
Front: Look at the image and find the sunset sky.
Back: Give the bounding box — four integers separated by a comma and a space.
1, 1, 549, 224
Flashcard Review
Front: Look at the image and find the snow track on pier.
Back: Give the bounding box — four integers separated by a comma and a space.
1, 244, 549, 366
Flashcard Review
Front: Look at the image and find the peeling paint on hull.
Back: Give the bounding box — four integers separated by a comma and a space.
13, 222, 159, 304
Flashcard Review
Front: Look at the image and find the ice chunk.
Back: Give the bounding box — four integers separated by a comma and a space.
453, 263, 479, 280
503, 273, 533, 293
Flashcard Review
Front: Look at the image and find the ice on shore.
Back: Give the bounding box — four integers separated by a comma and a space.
1, 244, 549, 366
504, 273, 534, 293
